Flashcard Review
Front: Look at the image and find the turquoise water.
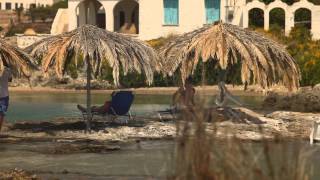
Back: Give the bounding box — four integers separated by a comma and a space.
6, 92, 264, 122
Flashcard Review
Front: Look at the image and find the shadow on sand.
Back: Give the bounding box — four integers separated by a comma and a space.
8, 119, 147, 133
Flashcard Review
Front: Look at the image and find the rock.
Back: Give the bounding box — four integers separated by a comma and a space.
47, 143, 121, 154
313, 84, 320, 91
263, 90, 320, 112
262, 92, 278, 108
0, 169, 39, 180
266, 111, 318, 138
11, 70, 113, 89
62, 169, 69, 174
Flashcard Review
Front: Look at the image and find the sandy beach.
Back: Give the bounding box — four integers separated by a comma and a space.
1, 85, 319, 179
1, 107, 317, 144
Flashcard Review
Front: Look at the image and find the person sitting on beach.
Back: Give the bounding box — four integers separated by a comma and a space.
172, 76, 196, 110
0, 67, 12, 132
77, 91, 116, 114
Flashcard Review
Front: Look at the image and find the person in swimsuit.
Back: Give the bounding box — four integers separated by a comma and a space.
172, 76, 196, 110
77, 91, 116, 114
0, 67, 12, 132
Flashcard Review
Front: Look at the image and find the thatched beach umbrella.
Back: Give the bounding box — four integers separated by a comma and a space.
160, 22, 300, 91
26, 25, 161, 131
0, 39, 37, 77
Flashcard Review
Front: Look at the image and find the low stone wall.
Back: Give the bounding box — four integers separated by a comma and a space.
16, 33, 51, 48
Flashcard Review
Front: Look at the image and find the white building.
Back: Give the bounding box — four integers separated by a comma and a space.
51, 0, 320, 40
0, 0, 58, 10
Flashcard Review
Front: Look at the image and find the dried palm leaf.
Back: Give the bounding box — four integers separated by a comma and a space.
0, 39, 37, 78
25, 25, 161, 86
160, 22, 300, 90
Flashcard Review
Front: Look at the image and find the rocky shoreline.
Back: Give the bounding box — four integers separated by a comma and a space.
0, 169, 39, 180
1, 108, 318, 146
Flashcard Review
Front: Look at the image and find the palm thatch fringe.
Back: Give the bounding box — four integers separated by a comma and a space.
160, 22, 300, 90
25, 25, 161, 86
0, 39, 37, 78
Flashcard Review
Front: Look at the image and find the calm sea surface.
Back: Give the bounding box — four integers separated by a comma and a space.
7, 91, 264, 122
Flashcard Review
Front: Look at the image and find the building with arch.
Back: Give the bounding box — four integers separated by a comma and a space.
51, 0, 320, 40
243, 0, 320, 39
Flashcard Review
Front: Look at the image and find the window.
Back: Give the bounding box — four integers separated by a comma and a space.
0, 3, 2, 10
5, 3, 11, 10
30, 4, 36, 9
164, 0, 179, 25
205, 0, 220, 24
15, 3, 18, 9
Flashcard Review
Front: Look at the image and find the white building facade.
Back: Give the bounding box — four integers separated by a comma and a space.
51, 0, 320, 40
0, 0, 57, 10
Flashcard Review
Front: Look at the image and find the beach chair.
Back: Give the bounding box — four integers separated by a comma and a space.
80, 91, 135, 123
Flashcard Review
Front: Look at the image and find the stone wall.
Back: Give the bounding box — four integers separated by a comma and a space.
16, 34, 51, 48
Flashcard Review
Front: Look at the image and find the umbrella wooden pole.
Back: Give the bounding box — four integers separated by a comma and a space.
86, 56, 92, 133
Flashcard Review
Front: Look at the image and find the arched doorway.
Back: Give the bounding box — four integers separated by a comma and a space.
294, 8, 311, 29
113, 0, 139, 34
248, 8, 264, 29
76, 0, 106, 29
269, 8, 285, 33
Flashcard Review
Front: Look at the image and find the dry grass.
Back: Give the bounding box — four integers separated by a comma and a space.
147, 34, 178, 50
171, 92, 314, 180
0, 168, 39, 180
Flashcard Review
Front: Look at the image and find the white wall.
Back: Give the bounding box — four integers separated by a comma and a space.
67, 0, 222, 39
57, 0, 320, 40
139, 0, 206, 40
51, 8, 68, 35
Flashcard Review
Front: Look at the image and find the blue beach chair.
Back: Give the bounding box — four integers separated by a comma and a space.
80, 91, 135, 123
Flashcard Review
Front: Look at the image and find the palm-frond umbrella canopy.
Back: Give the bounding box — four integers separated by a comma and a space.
26, 25, 161, 131
26, 25, 160, 85
160, 22, 300, 91
0, 39, 37, 77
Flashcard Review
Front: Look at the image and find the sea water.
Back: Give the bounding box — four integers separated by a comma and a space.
6, 92, 264, 122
